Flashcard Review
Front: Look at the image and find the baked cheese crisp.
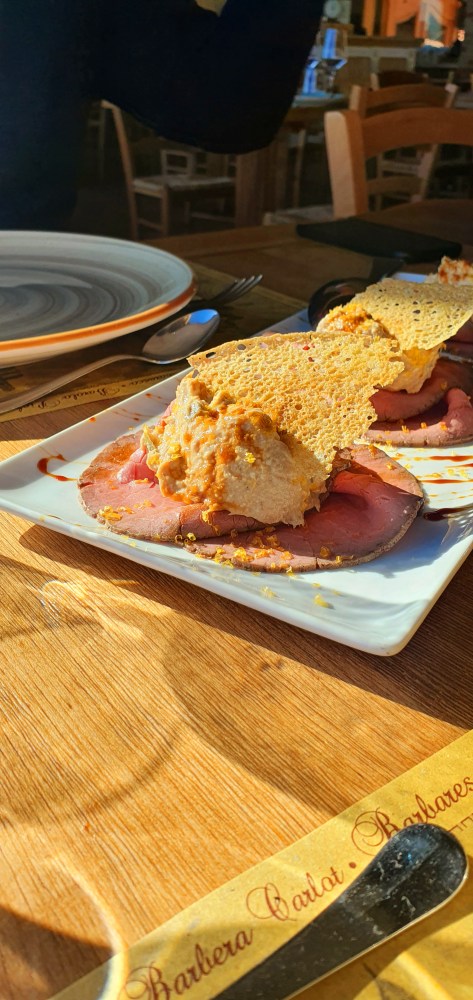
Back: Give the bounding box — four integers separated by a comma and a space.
143, 330, 403, 527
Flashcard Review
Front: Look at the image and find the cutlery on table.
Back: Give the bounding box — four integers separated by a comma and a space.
307, 260, 405, 328
213, 824, 467, 1000
0, 309, 220, 415
307, 276, 369, 327
443, 349, 473, 364
192, 274, 263, 309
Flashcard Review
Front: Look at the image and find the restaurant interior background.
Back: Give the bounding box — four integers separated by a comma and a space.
72, 0, 473, 240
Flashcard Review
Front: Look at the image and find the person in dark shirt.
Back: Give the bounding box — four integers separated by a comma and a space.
0, 0, 322, 229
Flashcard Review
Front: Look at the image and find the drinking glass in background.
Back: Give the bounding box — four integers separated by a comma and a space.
301, 24, 347, 95
300, 47, 319, 96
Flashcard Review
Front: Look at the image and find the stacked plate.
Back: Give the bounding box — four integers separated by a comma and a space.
0, 231, 195, 366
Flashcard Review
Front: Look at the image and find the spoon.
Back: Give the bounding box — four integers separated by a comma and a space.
307, 276, 369, 328
213, 824, 468, 999
0, 309, 220, 414
307, 259, 403, 328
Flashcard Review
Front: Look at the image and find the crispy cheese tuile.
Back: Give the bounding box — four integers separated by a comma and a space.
189, 330, 402, 459
316, 303, 440, 393
148, 330, 405, 525
352, 278, 473, 350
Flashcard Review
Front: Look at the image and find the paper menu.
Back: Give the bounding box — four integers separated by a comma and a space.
52, 730, 473, 1000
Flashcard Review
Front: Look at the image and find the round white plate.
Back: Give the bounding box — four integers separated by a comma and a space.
0, 231, 195, 366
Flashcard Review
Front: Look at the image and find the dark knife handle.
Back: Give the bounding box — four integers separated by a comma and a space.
212, 825, 467, 1000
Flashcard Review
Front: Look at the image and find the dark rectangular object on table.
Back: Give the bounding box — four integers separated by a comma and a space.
296, 218, 462, 263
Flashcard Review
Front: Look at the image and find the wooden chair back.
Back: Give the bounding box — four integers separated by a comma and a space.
101, 100, 140, 239
324, 106, 473, 218
347, 83, 458, 207
349, 82, 458, 117
160, 149, 197, 176
102, 101, 235, 239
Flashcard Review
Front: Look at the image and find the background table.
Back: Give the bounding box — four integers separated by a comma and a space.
1, 201, 472, 998
235, 94, 346, 227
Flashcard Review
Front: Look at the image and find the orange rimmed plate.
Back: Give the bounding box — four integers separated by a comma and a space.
0, 231, 195, 366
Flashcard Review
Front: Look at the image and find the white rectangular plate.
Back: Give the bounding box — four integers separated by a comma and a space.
0, 304, 472, 656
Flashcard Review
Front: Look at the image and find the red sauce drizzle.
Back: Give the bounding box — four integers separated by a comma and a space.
423, 454, 473, 517
424, 506, 466, 521
422, 477, 470, 484
427, 455, 473, 466
37, 453, 75, 481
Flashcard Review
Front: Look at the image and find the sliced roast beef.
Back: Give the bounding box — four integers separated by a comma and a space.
366, 388, 473, 447
116, 403, 174, 483
79, 434, 422, 571
117, 443, 157, 484
371, 358, 473, 422
78, 432, 263, 541
186, 446, 423, 572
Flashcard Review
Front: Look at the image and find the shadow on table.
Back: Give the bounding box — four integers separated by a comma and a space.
18, 522, 472, 721
2, 858, 472, 1000
15, 523, 473, 820
0, 550, 183, 822
0, 905, 110, 1000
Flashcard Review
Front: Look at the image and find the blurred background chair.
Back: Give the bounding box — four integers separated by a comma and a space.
102, 101, 235, 239
349, 81, 457, 117
349, 81, 458, 207
86, 102, 108, 181
263, 81, 458, 226
258, 98, 346, 227
324, 106, 473, 218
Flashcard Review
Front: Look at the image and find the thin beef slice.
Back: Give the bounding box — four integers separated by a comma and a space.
186, 446, 423, 572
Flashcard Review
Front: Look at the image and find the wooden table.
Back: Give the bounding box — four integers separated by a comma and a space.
1, 200, 473, 999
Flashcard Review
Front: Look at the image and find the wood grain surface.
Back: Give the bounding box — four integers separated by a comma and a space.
1, 202, 473, 999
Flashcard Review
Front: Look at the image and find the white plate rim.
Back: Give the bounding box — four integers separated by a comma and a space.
0, 231, 196, 355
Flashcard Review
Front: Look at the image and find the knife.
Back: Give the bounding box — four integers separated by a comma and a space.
212, 824, 467, 1000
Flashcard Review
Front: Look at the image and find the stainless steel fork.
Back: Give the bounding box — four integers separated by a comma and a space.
192, 274, 263, 308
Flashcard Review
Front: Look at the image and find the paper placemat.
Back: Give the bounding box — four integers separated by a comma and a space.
52, 730, 473, 1000
0, 265, 305, 422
